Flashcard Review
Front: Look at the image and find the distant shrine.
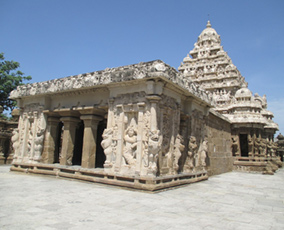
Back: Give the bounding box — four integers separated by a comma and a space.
9, 21, 281, 191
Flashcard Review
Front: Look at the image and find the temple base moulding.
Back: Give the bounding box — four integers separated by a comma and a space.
10, 163, 208, 192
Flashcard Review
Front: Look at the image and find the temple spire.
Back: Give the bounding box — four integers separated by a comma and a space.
206, 20, 211, 28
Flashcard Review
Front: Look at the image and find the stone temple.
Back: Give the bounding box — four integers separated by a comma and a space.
9, 21, 281, 191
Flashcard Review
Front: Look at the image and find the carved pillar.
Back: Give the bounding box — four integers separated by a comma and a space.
114, 105, 124, 172
20, 113, 29, 162
80, 115, 102, 168
135, 102, 145, 174
41, 117, 60, 164
106, 98, 115, 128
60, 117, 80, 166
29, 111, 38, 160
146, 95, 161, 131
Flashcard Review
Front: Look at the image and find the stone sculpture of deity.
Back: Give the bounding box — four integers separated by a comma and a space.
184, 136, 198, 173
11, 128, 19, 160
33, 128, 45, 161
248, 134, 254, 157
199, 139, 208, 168
172, 134, 185, 174
123, 125, 137, 167
101, 128, 113, 166
147, 129, 162, 176
231, 136, 239, 156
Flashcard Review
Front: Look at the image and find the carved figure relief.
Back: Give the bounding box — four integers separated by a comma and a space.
172, 134, 185, 174
248, 134, 254, 157
123, 124, 137, 167
101, 128, 114, 166
147, 130, 162, 175
33, 128, 45, 161
196, 138, 208, 169
254, 136, 261, 157
231, 136, 239, 156
11, 128, 19, 159
184, 136, 198, 172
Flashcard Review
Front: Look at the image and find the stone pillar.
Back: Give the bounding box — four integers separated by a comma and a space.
41, 117, 60, 164
106, 98, 114, 128
20, 113, 29, 162
115, 105, 124, 172
80, 115, 102, 168
29, 111, 38, 161
146, 95, 161, 131
60, 117, 80, 166
135, 102, 145, 174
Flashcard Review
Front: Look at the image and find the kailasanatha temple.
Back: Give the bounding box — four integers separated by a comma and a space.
9, 21, 281, 191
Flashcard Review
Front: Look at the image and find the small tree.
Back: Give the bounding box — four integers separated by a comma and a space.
0, 53, 31, 113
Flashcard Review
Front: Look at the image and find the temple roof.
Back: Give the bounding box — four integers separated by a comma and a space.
9, 60, 212, 105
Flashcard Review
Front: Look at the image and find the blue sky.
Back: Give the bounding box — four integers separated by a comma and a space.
1, 0, 283, 136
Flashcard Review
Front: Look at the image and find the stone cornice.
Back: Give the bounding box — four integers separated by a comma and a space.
10, 60, 213, 105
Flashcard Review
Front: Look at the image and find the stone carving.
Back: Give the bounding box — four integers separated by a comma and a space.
172, 134, 185, 174
101, 128, 114, 166
178, 21, 279, 161
248, 134, 254, 157
33, 128, 45, 162
11, 128, 19, 159
196, 139, 208, 169
184, 136, 198, 173
231, 136, 239, 156
27, 128, 33, 159
147, 130, 162, 175
123, 125, 137, 167
10, 60, 212, 105
254, 136, 261, 157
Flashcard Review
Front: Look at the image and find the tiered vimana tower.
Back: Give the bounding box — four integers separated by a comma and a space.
178, 21, 247, 98
179, 21, 280, 174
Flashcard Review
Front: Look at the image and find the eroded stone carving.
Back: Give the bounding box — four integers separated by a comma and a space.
10, 60, 212, 105
101, 128, 114, 167
147, 129, 162, 176
184, 136, 198, 173
33, 128, 45, 162
172, 134, 185, 174
11, 128, 19, 160
195, 138, 208, 170
123, 125, 137, 167
232, 136, 239, 156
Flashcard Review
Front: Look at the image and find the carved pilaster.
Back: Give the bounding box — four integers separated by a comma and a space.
114, 105, 124, 172
106, 98, 115, 128
135, 102, 145, 175
146, 95, 161, 131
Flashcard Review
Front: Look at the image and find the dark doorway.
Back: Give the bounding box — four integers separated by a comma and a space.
72, 120, 84, 166
54, 122, 63, 163
239, 134, 248, 157
95, 120, 106, 168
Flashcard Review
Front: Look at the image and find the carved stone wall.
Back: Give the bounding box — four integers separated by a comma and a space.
206, 110, 232, 176
12, 103, 46, 164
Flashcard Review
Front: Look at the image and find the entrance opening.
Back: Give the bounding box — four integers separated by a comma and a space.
72, 120, 84, 166
239, 134, 248, 157
95, 120, 106, 168
54, 122, 63, 163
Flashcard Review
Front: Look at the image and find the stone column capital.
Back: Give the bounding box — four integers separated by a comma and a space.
60, 116, 80, 124
80, 114, 102, 121
47, 116, 60, 123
